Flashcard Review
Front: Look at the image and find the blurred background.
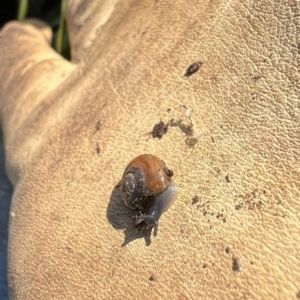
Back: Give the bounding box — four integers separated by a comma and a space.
0, 133, 13, 300
0, 0, 70, 59
0, 0, 70, 298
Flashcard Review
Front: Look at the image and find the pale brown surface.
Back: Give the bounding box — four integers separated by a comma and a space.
0, 0, 299, 299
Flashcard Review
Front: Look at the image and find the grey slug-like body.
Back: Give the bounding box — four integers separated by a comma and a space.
120, 154, 178, 236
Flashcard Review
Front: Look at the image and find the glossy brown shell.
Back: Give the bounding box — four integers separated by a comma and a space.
121, 154, 178, 235
123, 154, 173, 195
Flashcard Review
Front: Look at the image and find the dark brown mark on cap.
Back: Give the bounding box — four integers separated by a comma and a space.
232, 256, 241, 272
151, 121, 169, 139
185, 62, 203, 77
93, 120, 101, 135
235, 203, 243, 210
225, 175, 230, 183
185, 136, 198, 147
192, 195, 200, 205
149, 274, 156, 281
252, 75, 262, 82
96, 143, 100, 154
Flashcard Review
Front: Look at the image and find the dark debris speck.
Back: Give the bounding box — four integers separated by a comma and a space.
151, 121, 169, 139
225, 175, 230, 183
149, 274, 156, 281
232, 256, 241, 272
185, 62, 203, 77
235, 203, 243, 210
96, 143, 100, 154
92, 120, 101, 135
192, 195, 200, 205
169, 119, 193, 136
252, 75, 262, 81
185, 136, 198, 147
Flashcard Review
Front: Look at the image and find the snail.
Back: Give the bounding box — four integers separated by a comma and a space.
120, 154, 178, 236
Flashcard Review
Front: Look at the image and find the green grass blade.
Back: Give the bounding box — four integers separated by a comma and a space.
17, 0, 28, 21
55, 0, 67, 54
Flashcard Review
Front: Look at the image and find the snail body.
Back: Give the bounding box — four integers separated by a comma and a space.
120, 154, 178, 236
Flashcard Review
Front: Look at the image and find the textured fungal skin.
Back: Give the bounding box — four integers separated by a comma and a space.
1, 1, 299, 299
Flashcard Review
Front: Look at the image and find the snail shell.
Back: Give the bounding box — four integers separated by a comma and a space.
121, 154, 178, 236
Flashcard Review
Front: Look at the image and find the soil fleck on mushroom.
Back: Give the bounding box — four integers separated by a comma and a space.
235, 203, 243, 210
96, 143, 100, 154
225, 247, 230, 254
93, 120, 101, 135
192, 195, 200, 205
151, 121, 169, 139
252, 75, 262, 81
185, 137, 198, 147
149, 274, 156, 281
185, 62, 203, 77
232, 256, 241, 272
170, 119, 193, 136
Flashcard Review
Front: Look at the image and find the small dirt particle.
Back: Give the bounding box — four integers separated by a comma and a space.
149, 274, 156, 281
257, 201, 263, 209
192, 195, 200, 205
185, 62, 203, 77
202, 263, 208, 268
296, 290, 300, 298
185, 136, 198, 147
232, 256, 241, 272
216, 213, 221, 218
252, 75, 262, 81
96, 143, 100, 154
225, 175, 230, 183
151, 121, 169, 139
66, 246, 73, 253
235, 203, 243, 210
225, 247, 230, 254
93, 120, 101, 135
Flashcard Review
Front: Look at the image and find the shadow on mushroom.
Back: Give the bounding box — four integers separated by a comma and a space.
106, 183, 153, 247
